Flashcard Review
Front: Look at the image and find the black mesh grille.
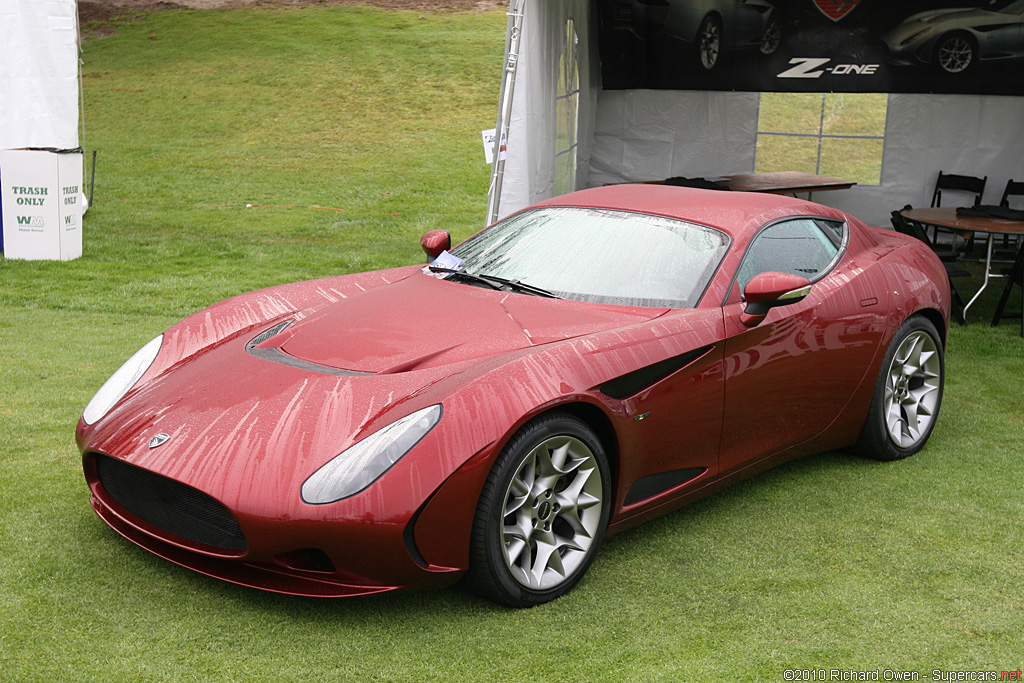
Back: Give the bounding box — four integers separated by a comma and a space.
246, 319, 293, 349
94, 454, 247, 552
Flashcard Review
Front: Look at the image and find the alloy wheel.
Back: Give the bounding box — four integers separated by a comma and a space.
883, 330, 942, 448
698, 19, 721, 70
500, 435, 603, 590
937, 36, 973, 73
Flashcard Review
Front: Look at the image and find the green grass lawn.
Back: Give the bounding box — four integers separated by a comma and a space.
2, 5, 1024, 681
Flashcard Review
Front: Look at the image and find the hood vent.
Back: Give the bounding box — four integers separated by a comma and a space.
246, 319, 370, 377
247, 319, 294, 348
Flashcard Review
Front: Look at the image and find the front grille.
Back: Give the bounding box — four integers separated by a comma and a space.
94, 453, 247, 552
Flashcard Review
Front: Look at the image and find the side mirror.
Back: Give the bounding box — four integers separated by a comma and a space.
740, 271, 812, 327
420, 230, 451, 262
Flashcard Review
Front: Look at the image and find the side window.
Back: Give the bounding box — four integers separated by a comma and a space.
735, 218, 845, 293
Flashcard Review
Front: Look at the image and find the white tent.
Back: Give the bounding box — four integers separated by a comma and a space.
488, 1, 1024, 227
1, 0, 83, 259
0, 0, 81, 150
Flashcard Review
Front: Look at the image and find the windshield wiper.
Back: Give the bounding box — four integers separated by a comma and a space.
476, 273, 559, 299
428, 266, 503, 291
428, 266, 559, 299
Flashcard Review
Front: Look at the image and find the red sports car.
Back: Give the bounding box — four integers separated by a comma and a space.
77, 185, 950, 607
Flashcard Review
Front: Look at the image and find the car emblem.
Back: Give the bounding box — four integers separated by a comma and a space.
148, 433, 171, 449
812, 0, 861, 22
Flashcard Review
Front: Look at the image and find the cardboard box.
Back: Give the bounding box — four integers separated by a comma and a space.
1, 149, 83, 260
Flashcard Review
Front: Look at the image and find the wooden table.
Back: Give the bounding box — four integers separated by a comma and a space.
719, 171, 856, 195
613, 171, 856, 196
901, 207, 1024, 320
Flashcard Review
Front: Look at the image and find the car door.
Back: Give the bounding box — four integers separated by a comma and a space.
718, 216, 889, 477
984, 1, 1024, 58
610, 307, 726, 513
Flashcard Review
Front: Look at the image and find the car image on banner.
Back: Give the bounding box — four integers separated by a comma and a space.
599, 0, 1024, 94
604, 0, 782, 70
77, 186, 950, 607
880, 0, 1024, 74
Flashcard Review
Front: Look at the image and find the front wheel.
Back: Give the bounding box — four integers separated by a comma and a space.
760, 16, 781, 55
934, 32, 976, 74
465, 412, 611, 607
856, 316, 944, 461
696, 15, 722, 71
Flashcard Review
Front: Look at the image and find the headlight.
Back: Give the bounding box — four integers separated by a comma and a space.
301, 404, 442, 505
82, 335, 163, 425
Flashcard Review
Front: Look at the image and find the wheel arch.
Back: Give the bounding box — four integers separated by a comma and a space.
693, 10, 723, 41
545, 401, 621, 501
407, 397, 621, 575
912, 307, 948, 350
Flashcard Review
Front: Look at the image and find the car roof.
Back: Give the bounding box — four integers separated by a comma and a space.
533, 184, 850, 243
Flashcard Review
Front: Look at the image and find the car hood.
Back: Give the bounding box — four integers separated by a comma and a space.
268, 271, 667, 374
901, 8, 1008, 27
80, 271, 669, 515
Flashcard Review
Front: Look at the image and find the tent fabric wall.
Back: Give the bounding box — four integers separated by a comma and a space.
587, 90, 1024, 227
0, 0, 80, 150
825, 94, 1024, 226
497, 0, 599, 221
587, 90, 759, 188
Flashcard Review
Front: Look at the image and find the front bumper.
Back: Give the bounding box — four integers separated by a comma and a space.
91, 493, 418, 597
84, 448, 469, 598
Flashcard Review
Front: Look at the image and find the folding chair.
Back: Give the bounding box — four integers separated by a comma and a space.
932, 171, 987, 208
999, 179, 1024, 207
991, 242, 1023, 338
997, 179, 1024, 256
930, 171, 987, 254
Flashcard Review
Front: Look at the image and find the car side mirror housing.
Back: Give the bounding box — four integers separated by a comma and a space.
420, 230, 451, 262
740, 271, 812, 327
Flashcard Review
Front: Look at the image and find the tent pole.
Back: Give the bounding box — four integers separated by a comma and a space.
486, 0, 526, 226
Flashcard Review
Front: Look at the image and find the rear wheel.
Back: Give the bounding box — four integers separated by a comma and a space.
856, 316, 944, 461
465, 412, 611, 607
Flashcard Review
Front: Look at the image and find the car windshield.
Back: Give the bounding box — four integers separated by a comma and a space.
991, 0, 1024, 12
448, 207, 730, 308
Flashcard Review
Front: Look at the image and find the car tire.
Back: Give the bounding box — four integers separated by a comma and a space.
760, 15, 781, 56
696, 14, 722, 71
934, 32, 976, 74
855, 316, 944, 461
465, 412, 611, 607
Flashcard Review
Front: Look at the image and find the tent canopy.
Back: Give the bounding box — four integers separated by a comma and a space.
492, 1, 1024, 227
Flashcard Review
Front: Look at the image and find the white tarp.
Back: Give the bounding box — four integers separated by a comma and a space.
0, 0, 81, 150
496, 3, 1024, 227
497, 0, 599, 219
587, 90, 759, 188
827, 94, 1024, 225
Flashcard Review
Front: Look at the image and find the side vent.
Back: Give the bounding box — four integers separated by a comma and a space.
599, 346, 712, 400
403, 506, 429, 569
624, 467, 706, 506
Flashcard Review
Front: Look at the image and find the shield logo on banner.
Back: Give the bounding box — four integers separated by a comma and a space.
812, 0, 861, 22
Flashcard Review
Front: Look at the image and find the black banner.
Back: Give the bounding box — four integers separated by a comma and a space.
598, 0, 1024, 94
